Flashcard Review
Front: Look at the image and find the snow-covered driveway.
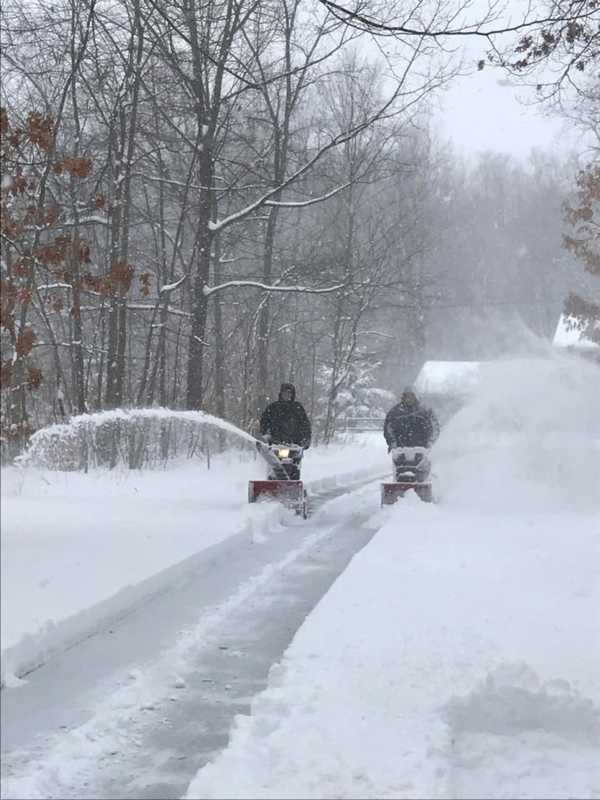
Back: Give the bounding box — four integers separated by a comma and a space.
1, 434, 388, 686
1, 448, 389, 799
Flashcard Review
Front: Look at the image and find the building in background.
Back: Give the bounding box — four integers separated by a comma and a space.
414, 360, 483, 423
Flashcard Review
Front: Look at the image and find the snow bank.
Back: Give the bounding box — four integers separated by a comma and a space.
185, 355, 600, 799
1, 434, 389, 687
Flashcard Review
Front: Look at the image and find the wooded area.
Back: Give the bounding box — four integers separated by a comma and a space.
1, 0, 598, 457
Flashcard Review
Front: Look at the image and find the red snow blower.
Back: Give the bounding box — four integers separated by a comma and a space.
380, 446, 433, 505
248, 441, 308, 518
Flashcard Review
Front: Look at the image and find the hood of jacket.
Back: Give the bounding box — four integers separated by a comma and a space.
399, 388, 419, 411
278, 382, 296, 401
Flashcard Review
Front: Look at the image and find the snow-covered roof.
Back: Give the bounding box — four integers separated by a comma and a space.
414, 360, 481, 397
552, 314, 599, 350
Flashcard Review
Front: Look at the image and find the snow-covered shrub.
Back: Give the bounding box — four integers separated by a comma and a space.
18, 408, 256, 471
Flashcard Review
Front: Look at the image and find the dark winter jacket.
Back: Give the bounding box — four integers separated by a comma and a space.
384, 400, 439, 450
260, 383, 312, 447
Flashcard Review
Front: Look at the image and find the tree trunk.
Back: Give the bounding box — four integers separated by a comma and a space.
105, 0, 143, 408
185, 146, 213, 409
256, 202, 281, 413
70, 235, 86, 414
212, 233, 226, 421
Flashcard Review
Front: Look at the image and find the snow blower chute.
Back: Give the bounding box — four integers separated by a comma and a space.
249, 441, 308, 518
380, 446, 433, 505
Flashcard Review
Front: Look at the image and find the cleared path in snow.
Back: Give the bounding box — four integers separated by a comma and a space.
1, 476, 387, 800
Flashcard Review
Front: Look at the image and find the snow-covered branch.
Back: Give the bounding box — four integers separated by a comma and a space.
37, 283, 73, 291
202, 280, 345, 297
79, 304, 192, 318
55, 214, 110, 228
132, 173, 207, 192
359, 330, 397, 340
208, 62, 435, 237
158, 275, 186, 295
209, 123, 381, 235
127, 303, 192, 318
264, 183, 351, 208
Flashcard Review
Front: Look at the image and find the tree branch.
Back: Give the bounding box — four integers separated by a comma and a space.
264, 182, 351, 208
317, 0, 595, 39
202, 280, 345, 297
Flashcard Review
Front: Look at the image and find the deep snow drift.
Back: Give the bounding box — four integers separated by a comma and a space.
185, 352, 600, 800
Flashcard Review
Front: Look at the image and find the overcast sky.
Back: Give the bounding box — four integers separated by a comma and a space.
433, 64, 581, 161
427, 1, 589, 163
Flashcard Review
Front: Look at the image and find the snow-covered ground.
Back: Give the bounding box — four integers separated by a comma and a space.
186, 353, 600, 800
2, 351, 599, 800
1, 433, 389, 688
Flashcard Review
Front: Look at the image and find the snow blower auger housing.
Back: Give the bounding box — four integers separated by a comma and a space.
249, 441, 308, 518
381, 446, 433, 505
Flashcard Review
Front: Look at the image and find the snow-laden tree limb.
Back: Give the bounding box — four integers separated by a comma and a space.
158, 275, 186, 295
37, 283, 73, 291
79, 304, 193, 318
127, 303, 192, 318
208, 137, 355, 233
264, 182, 351, 208
359, 329, 397, 339
203, 280, 345, 297
208, 42, 443, 236
52, 214, 110, 228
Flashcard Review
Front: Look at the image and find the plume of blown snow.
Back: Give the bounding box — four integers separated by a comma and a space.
432, 352, 600, 513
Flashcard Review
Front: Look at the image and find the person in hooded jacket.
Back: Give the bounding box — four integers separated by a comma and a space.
260, 382, 312, 449
384, 388, 439, 481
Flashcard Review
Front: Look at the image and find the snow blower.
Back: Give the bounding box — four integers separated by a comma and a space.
248, 441, 308, 518
380, 446, 433, 505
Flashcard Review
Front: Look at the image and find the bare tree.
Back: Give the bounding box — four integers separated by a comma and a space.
315, 0, 594, 44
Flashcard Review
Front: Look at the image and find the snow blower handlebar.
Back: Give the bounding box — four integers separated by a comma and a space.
255, 439, 303, 481
249, 439, 308, 518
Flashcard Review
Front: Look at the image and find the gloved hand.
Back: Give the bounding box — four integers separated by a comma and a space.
262, 433, 272, 444
301, 439, 311, 450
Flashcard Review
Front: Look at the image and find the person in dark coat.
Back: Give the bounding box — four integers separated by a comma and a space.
384, 388, 439, 481
384, 388, 439, 450
260, 382, 312, 448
